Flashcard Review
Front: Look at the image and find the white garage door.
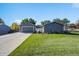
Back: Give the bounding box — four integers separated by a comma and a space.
22, 26, 34, 33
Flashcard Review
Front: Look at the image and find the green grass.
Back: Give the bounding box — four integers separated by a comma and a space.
9, 33, 79, 56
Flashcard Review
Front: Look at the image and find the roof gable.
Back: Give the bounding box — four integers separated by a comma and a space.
0, 24, 10, 32
44, 22, 64, 26
21, 22, 34, 26
36, 25, 43, 28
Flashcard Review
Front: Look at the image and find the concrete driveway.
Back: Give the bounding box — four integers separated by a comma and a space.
0, 32, 32, 56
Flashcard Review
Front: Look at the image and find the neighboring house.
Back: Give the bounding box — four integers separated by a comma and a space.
20, 22, 35, 33
74, 24, 79, 31
0, 24, 11, 35
67, 24, 79, 31
36, 25, 44, 33
43, 22, 64, 33
75, 24, 79, 29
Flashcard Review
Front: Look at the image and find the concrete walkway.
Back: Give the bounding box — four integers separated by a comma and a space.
0, 32, 32, 56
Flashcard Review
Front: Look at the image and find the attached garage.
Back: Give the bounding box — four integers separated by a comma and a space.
20, 23, 35, 33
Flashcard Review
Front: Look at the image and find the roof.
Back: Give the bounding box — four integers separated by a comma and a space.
21, 22, 35, 26
0, 24, 10, 33
44, 22, 64, 26
36, 25, 43, 28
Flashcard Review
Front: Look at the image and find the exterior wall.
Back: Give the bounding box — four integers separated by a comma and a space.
36, 27, 44, 33
44, 23, 64, 33
20, 23, 35, 33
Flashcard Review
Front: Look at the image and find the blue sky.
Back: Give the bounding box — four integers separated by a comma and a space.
0, 3, 79, 25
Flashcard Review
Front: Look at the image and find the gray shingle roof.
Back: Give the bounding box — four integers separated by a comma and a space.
21, 22, 34, 26
0, 24, 10, 35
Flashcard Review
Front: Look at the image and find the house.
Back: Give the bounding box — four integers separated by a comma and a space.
20, 22, 35, 33
35, 25, 44, 33
43, 22, 64, 33
75, 24, 79, 29
0, 24, 11, 35
67, 24, 79, 31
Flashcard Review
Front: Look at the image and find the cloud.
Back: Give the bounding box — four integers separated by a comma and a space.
72, 3, 79, 8
15, 20, 21, 25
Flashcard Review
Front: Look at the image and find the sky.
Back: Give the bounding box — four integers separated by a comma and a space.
0, 3, 79, 25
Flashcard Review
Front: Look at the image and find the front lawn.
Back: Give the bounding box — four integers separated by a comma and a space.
9, 33, 79, 56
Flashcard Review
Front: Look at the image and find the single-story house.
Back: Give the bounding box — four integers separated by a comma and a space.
20, 22, 35, 33
43, 22, 64, 33
0, 24, 11, 35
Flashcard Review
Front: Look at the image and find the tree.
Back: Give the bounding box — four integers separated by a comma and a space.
21, 18, 36, 25
53, 18, 70, 25
62, 18, 70, 30
41, 21, 44, 25
69, 23, 76, 31
10, 23, 20, 32
62, 18, 70, 25
0, 18, 4, 24
21, 18, 29, 24
41, 20, 51, 25
29, 18, 36, 25
53, 18, 63, 24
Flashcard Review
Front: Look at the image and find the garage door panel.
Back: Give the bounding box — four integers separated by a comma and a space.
22, 27, 33, 33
